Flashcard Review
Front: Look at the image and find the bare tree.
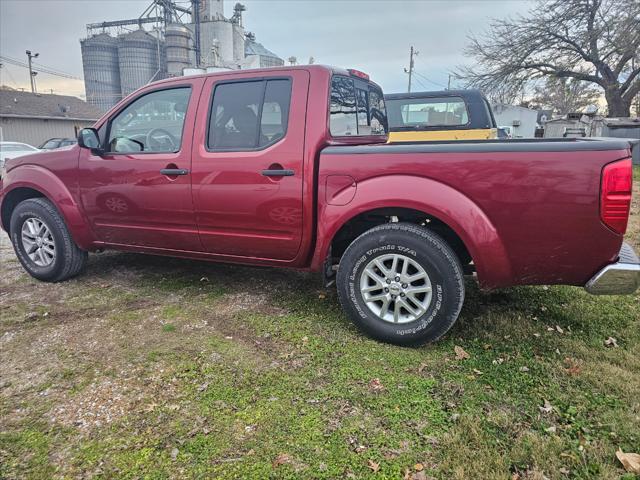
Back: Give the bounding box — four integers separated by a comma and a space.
530, 77, 601, 114
457, 0, 640, 117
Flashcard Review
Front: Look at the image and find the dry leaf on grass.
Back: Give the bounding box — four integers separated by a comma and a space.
272, 453, 290, 467
616, 449, 640, 473
414, 463, 424, 471
367, 459, 380, 472
604, 337, 619, 348
369, 378, 385, 393
454, 345, 470, 360
539, 400, 553, 414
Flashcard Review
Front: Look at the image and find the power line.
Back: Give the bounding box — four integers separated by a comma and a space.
412, 70, 447, 89
0, 55, 81, 80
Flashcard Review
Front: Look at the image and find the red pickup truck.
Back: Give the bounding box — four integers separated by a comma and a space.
1, 65, 638, 345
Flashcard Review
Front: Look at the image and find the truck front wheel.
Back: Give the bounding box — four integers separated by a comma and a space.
336, 223, 465, 346
9, 198, 88, 282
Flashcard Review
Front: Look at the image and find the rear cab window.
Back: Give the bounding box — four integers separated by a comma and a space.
329, 74, 387, 137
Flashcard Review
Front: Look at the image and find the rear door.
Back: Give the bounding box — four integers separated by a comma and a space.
191, 70, 309, 260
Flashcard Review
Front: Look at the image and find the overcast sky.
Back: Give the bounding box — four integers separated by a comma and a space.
0, 0, 533, 98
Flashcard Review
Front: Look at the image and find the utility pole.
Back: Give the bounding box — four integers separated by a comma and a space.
26, 50, 39, 94
404, 46, 417, 93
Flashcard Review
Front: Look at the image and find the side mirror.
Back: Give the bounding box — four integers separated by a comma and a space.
78, 128, 104, 155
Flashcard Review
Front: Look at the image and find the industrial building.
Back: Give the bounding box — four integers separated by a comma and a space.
0, 87, 101, 146
80, 0, 284, 112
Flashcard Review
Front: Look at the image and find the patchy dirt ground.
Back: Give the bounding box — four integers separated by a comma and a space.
1, 169, 639, 479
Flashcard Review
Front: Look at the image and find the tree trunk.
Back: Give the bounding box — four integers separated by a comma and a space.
605, 88, 632, 117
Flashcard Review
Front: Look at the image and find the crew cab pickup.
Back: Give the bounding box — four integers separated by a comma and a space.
1, 65, 638, 345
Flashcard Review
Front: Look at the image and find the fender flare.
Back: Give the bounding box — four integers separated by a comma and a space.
1, 165, 95, 250
313, 174, 512, 289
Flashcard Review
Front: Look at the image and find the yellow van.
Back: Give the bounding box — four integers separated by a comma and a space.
385, 90, 498, 142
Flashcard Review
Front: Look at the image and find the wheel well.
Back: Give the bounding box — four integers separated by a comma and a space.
330, 207, 473, 270
1, 187, 45, 232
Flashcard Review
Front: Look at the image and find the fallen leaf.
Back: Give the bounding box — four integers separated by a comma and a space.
412, 472, 428, 480
616, 449, 640, 473
318, 293, 326, 299
414, 463, 424, 471
367, 459, 380, 473
539, 400, 553, 414
272, 453, 290, 467
519, 366, 530, 372
556, 325, 564, 334
199, 276, 209, 282
545, 426, 557, 434
454, 346, 470, 360
604, 337, 619, 348
170, 447, 179, 461
563, 357, 581, 376
559, 467, 570, 474
472, 369, 483, 376
369, 378, 385, 393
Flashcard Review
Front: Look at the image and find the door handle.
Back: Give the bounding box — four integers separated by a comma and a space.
261, 169, 294, 177
160, 168, 189, 176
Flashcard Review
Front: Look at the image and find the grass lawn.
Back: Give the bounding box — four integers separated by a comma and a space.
1, 167, 638, 479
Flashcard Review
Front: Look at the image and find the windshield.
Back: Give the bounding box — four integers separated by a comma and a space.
329, 75, 387, 137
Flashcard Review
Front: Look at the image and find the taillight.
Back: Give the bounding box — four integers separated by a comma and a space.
601, 158, 632, 234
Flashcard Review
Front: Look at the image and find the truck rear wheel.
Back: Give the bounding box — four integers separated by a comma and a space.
9, 198, 88, 282
336, 223, 465, 346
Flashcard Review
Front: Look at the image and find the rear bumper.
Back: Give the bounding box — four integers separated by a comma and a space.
585, 243, 640, 295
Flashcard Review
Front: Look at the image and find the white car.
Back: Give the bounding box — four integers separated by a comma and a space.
0, 142, 41, 173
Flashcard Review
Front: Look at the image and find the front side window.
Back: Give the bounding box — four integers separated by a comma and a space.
330, 75, 387, 137
208, 78, 292, 150
387, 96, 469, 129
107, 87, 191, 153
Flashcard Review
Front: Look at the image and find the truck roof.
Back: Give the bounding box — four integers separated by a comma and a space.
385, 89, 488, 102
147, 64, 363, 87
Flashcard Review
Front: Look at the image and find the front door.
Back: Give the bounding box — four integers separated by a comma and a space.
78, 83, 203, 252
191, 71, 308, 260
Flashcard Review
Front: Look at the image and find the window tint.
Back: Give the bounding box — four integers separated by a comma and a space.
387, 96, 469, 129
107, 87, 191, 153
42, 140, 60, 149
208, 79, 292, 150
369, 88, 387, 135
329, 76, 357, 136
330, 75, 387, 136
260, 80, 292, 147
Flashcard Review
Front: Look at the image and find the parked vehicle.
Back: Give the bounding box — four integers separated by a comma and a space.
385, 89, 497, 142
39, 138, 77, 150
497, 127, 512, 139
0, 141, 40, 175
497, 126, 513, 139
1, 66, 638, 346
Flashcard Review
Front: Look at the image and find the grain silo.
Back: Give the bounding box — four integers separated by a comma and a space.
165, 24, 192, 76
232, 23, 245, 63
118, 29, 162, 96
199, 19, 233, 66
80, 33, 122, 112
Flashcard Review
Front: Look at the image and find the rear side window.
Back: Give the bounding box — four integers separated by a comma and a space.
330, 75, 387, 137
207, 78, 292, 150
387, 96, 469, 128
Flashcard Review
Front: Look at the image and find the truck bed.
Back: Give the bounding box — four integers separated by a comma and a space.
318, 138, 633, 289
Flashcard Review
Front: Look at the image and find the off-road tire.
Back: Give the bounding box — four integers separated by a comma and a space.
337, 223, 465, 346
10, 198, 88, 282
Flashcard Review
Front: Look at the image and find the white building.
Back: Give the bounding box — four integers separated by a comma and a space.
491, 104, 539, 138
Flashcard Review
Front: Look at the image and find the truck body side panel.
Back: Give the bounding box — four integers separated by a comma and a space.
317, 142, 630, 288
